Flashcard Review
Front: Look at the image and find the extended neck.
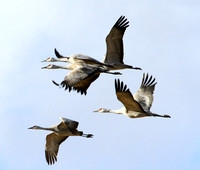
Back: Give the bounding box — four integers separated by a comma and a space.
105, 108, 123, 114
58, 64, 74, 70
48, 64, 75, 70
55, 58, 70, 62
33, 126, 55, 132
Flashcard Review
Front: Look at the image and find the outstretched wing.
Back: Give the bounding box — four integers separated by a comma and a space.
115, 79, 144, 112
133, 73, 157, 112
104, 16, 129, 64
60, 66, 100, 95
45, 133, 68, 165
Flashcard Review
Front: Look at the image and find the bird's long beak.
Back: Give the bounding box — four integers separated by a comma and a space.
41, 66, 48, 69
41, 60, 47, 62
93, 110, 99, 112
28, 127, 33, 129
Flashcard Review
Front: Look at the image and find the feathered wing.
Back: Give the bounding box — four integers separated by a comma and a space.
133, 73, 157, 112
115, 79, 144, 112
59, 117, 79, 133
54, 48, 66, 58
104, 16, 129, 64
60, 66, 100, 95
45, 133, 68, 165
71, 54, 106, 65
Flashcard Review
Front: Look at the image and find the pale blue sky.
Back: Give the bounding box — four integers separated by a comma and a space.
0, 0, 200, 170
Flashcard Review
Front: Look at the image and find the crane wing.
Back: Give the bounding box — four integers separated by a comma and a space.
72, 54, 104, 65
115, 79, 144, 112
45, 133, 68, 165
60, 117, 79, 130
133, 73, 157, 112
60, 66, 100, 95
54, 48, 65, 58
104, 16, 129, 64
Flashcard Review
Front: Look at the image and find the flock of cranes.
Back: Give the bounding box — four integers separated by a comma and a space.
29, 15, 171, 165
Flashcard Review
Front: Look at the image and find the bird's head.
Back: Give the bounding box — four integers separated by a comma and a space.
93, 108, 110, 113
41, 57, 57, 62
41, 64, 60, 69
28, 125, 40, 129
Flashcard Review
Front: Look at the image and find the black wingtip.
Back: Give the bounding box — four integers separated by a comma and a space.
52, 80, 59, 86
54, 48, 64, 58
141, 73, 157, 87
115, 16, 129, 29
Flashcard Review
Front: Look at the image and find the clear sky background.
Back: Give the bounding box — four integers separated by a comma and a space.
1, 0, 200, 170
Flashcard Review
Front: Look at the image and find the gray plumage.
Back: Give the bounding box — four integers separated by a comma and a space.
94, 73, 171, 118
29, 117, 93, 165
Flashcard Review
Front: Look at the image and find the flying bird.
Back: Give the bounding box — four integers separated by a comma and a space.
28, 117, 93, 165
42, 64, 121, 95
94, 73, 171, 118
42, 16, 141, 71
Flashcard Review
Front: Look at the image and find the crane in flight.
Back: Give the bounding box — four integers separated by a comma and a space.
42, 64, 121, 95
94, 73, 171, 118
29, 117, 93, 165
42, 16, 141, 71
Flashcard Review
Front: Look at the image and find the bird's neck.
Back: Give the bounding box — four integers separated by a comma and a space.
35, 126, 55, 132
56, 58, 69, 62
106, 108, 124, 114
53, 64, 74, 70
60, 64, 74, 70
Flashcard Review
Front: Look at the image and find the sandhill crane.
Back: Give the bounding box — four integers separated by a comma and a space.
102, 16, 141, 70
42, 64, 121, 95
42, 48, 112, 69
94, 73, 171, 118
28, 117, 93, 165
42, 16, 141, 71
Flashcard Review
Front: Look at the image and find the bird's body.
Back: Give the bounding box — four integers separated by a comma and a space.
42, 64, 121, 95
94, 73, 171, 118
29, 117, 93, 165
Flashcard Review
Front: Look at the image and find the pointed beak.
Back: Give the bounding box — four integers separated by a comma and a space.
41, 66, 48, 69
28, 127, 33, 129
93, 110, 99, 112
41, 60, 47, 62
